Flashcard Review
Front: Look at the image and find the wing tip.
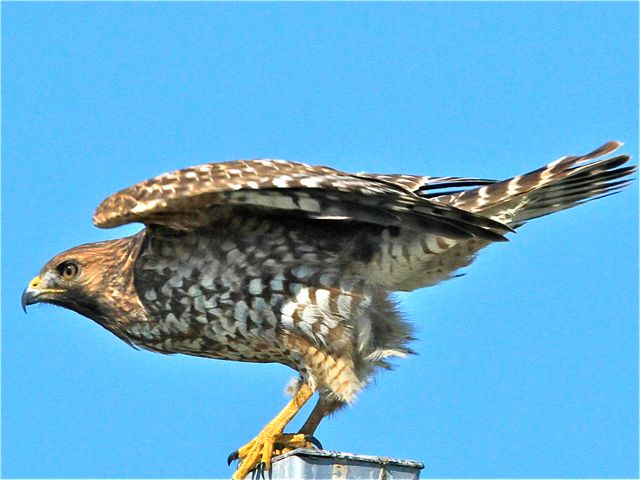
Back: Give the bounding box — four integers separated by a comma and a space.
597, 140, 624, 157
93, 195, 129, 229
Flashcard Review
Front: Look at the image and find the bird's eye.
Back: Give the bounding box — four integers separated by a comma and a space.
57, 261, 79, 280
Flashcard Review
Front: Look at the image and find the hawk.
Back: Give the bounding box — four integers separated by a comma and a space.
22, 141, 634, 479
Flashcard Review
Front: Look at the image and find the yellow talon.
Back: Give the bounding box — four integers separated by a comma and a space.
230, 384, 314, 479
232, 433, 317, 479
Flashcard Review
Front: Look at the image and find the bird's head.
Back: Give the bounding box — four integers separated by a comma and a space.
22, 235, 145, 328
22, 244, 102, 316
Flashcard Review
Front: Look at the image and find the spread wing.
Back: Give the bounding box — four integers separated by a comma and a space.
359, 141, 634, 227
430, 141, 634, 225
93, 159, 510, 242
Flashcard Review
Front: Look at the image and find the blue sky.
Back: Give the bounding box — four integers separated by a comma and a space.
2, 3, 638, 479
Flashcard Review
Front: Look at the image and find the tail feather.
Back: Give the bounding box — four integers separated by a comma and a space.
432, 142, 635, 227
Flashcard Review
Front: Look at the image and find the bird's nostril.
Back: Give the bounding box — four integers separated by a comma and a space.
29, 276, 41, 289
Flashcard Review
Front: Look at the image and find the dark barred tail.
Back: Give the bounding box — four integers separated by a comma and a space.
433, 141, 635, 227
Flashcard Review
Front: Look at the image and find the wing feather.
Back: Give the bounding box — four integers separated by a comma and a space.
94, 159, 509, 241
430, 141, 635, 225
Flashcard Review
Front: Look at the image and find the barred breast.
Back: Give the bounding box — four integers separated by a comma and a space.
126, 214, 375, 368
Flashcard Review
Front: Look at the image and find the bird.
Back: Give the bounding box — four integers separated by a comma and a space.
22, 141, 634, 479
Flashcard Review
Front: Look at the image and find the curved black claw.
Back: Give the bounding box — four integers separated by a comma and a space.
305, 435, 323, 450
273, 434, 323, 452
227, 450, 239, 466
256, 461, 267, 480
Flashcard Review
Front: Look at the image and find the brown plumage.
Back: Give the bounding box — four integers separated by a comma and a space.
22, 141, 635, 479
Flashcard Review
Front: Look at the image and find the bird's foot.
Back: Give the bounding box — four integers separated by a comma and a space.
228, 432, 322, 479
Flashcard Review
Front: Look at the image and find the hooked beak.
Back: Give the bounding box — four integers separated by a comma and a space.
21, 276, 65, 313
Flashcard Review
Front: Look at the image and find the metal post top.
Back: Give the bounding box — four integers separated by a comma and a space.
275, 448, 424, 469
247, 448, 424, 480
